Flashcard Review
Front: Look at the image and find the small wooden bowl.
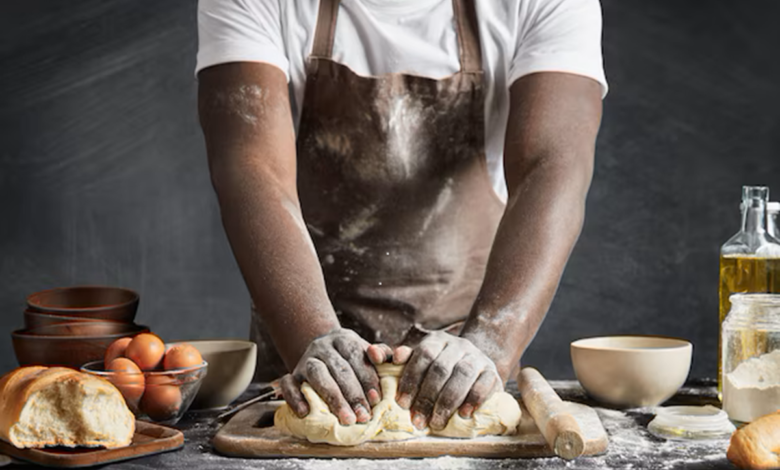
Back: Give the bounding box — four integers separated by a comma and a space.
12, 324, 149, 369
23, 321, 145, 337
26, 286, 139, 322
24, 310, 107, 329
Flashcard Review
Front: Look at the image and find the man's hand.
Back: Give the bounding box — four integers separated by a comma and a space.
393, 331, 501, 431
279, 328, 392, 425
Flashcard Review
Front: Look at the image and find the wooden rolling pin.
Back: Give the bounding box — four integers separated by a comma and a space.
518, 367, 585, 460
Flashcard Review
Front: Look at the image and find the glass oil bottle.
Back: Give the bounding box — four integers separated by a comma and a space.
769, 201, 779, 239
718, 186, 780, 396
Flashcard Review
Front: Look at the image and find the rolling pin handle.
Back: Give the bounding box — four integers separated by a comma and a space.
518, 367, 586, 460
548, 414, 586, 460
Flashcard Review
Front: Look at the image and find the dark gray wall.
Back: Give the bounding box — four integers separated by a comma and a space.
1, 1, 778, 379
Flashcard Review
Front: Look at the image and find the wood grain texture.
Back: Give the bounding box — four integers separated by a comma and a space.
211, 400, 607, 459
1, 1, 780, 380
0, 420, 184, 468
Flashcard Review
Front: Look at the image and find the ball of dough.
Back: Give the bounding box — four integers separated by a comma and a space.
274, 364, 521, 445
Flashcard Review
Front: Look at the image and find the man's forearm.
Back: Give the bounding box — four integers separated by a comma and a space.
460, 156, 592, 381
211, 161, 340, 369
460, 73, 602, 382
199, 63, 340, 371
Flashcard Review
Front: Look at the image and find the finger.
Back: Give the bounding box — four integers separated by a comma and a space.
319, 352, 372, 423
305, 357, 356, 425
280, 374, 309, 418
429, 357, 481, 430
410, 346, 466, 430
396, 340, 446, 410
458, 370, 499, 418
367, 343, 393, 365
393, 345, 413, 365
335, 339, 382, 407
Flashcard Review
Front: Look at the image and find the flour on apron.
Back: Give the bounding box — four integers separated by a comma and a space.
251, 0, 504, 381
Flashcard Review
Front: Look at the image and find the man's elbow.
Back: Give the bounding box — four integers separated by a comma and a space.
506, 147, 595, 202
564, 148, 596, 197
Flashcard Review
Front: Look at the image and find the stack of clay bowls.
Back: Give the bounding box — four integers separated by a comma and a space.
12, 286, 149, 369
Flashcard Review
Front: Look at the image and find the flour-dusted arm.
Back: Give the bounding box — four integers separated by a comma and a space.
393, 0, 606, 430
461, 71, 603, 380
198, 63, 387, 425
395, 72, 602, 430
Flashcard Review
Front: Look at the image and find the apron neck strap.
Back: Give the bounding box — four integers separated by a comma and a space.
452, 0, 483, 73
312, 0, 340, 58
311, 0, 483, 73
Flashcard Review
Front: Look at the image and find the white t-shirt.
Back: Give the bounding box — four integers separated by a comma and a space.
196, 0, 608, 202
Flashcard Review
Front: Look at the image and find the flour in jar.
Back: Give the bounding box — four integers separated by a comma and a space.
724, 349, 780, 423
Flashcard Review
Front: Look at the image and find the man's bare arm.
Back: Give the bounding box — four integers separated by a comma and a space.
199, 63, 337, 365
461, 72, 603, 381
392, 72, 602, 431
198, 63, 384, 424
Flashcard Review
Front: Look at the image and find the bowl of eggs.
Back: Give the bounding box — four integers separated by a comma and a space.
81, 333, 208, 425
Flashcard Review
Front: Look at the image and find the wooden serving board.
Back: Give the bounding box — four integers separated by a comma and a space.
212, 400, 608, 459
0, 420, 184, 468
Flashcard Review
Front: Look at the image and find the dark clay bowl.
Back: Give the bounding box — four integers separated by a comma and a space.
24, 310, 107, 329
26, 286, 139, 322
23, 321, 146, 337
11, 324, 149, 369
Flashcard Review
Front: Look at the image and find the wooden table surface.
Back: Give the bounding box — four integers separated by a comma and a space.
3, 379, 733, 470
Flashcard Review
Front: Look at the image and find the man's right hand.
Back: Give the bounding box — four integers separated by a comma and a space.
279, 328, 392, 425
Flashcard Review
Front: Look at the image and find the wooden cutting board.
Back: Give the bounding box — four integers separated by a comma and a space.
212, 400, 608, 459
0, 420, 184, 468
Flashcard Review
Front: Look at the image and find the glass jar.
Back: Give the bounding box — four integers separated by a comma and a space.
722, 293, 780, 424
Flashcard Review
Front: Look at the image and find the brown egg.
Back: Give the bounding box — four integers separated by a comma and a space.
126, 333, 165, 370
145, 373, 176, 387
163, 343, 203, 371
141, 375, 182, 421
107, 357, 145, 408
104, 337, 133, 369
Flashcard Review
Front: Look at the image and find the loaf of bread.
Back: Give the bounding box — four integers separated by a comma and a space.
0, 367, 135, 449
728, 411, 780, 469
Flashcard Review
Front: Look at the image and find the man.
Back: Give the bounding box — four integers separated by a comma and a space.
197, 0, 606, 431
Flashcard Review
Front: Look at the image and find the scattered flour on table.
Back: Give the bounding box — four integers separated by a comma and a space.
581, 408, 730, 470
170, 389, 731, 470
178, 409, 730, 470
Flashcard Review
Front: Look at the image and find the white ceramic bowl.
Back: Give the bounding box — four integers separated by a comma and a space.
571, 336, 693, 408
183, 340, 257, 410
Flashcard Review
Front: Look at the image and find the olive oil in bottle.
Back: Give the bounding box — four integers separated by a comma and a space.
718, 187, 780, 396
719, 256, 780, 323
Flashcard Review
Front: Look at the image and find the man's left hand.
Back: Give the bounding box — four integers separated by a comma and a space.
393, 331, 501, 431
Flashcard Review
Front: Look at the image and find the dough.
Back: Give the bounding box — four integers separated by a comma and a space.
274, 364, 521, 445
435, 390, 523, 439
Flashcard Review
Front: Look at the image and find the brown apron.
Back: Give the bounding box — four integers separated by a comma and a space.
251, 0, 505, 381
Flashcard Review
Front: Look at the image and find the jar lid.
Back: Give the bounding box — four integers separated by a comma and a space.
648, 406, 735, 440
